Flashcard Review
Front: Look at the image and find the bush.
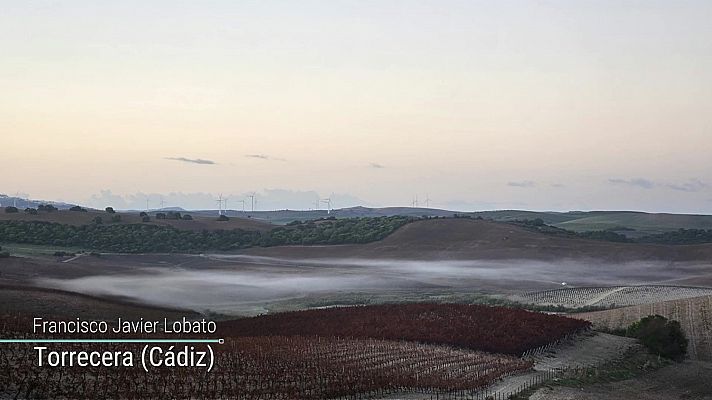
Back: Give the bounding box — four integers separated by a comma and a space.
166, 211, 182, 220
139, 212, 148, 217
38, 204, 58, 212
182, 214, 193, 220
625, 315, 688, 361
24, 208, 38, 215
69, 206, 87, 212
4, 206, 18, 213
105, 207, 116, 214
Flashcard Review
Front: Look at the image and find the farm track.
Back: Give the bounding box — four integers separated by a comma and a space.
577, 295, 712, 360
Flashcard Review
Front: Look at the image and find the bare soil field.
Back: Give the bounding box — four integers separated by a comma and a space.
0, 208, 272, 231
0, 285, 197, 321
577, 295, 712, 361
242, 218, 712, 263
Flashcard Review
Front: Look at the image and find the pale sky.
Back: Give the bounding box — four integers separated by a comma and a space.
1, 1, 711, 212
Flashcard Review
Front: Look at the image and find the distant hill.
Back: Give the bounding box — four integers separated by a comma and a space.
189, 207, 712, 236
0, 195, 77, 210
0, 208, 273, 232
468, 210, 712, 237
243, 218, 712, 262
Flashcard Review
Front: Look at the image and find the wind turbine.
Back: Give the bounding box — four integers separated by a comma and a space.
216, 194, 224, 216
320, 198, 332, 214
237, 199, 246, 213
425, 193, 431, 208
145, 198, 150, 213
223, 196, 230, 215
247, 193, 256, 212
160, 197, 166, 210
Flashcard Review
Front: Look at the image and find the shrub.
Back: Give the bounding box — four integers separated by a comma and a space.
4, 206, 18, 213
24, 208, 38, 215
69, 206, 87, 212
182, 214, 193, 220
139, 212, 148, 217
625, 315, 688, 361
105, 207, 116, 214
38, 204, 58, 212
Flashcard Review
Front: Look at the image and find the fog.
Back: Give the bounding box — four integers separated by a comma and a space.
37, 255, 696, 315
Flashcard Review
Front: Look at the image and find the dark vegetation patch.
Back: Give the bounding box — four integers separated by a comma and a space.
0, 216, 413, 253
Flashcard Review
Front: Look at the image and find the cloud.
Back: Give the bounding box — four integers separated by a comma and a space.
165, 157, 216, 165
245, 154, 286, 161
666, 179, 707, 193
369, 162, 385, 169
608, 178, 655, 189
507, 181, 536, 188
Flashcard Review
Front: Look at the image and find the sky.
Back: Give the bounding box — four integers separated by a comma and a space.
1, 1, 711, 212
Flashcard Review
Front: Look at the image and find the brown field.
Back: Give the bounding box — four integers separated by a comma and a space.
242, 218, 712, 264
0, 208, 273, 232
576, 295, 712, 361
0, 285, 198, 321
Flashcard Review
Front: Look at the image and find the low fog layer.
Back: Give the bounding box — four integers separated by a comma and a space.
37, 256, 701, 315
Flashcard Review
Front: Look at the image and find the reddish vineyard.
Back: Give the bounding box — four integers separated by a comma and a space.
221, 303, 591, 355
1, 333, 529, 398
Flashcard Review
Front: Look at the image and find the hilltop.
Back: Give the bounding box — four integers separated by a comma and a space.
0, 207, 273, 232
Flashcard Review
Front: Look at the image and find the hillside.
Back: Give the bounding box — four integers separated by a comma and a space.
243, 218, 712, 262
0, 208, 273, 232
469, 210, 712, 236
577, 295, 712, 361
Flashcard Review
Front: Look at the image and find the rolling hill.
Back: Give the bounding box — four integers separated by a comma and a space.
0, 208, 273, 232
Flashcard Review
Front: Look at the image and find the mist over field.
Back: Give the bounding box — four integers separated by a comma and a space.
36, 256, 696, 314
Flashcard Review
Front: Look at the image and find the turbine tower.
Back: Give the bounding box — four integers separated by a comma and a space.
320, 198, 332, 214
247, 193, 256, 212
425, 193, 431, 208
216, 194, 224, 216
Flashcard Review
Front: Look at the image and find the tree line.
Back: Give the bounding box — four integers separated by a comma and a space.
0, 216, 413, 253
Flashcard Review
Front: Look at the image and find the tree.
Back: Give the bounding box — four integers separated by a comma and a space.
38, 204, 58, 212
626, 315, 688, 361
24, 208, 38, 215
139, 212, 148, 217
4, 206, 18, 213
105, 207, 116, 214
